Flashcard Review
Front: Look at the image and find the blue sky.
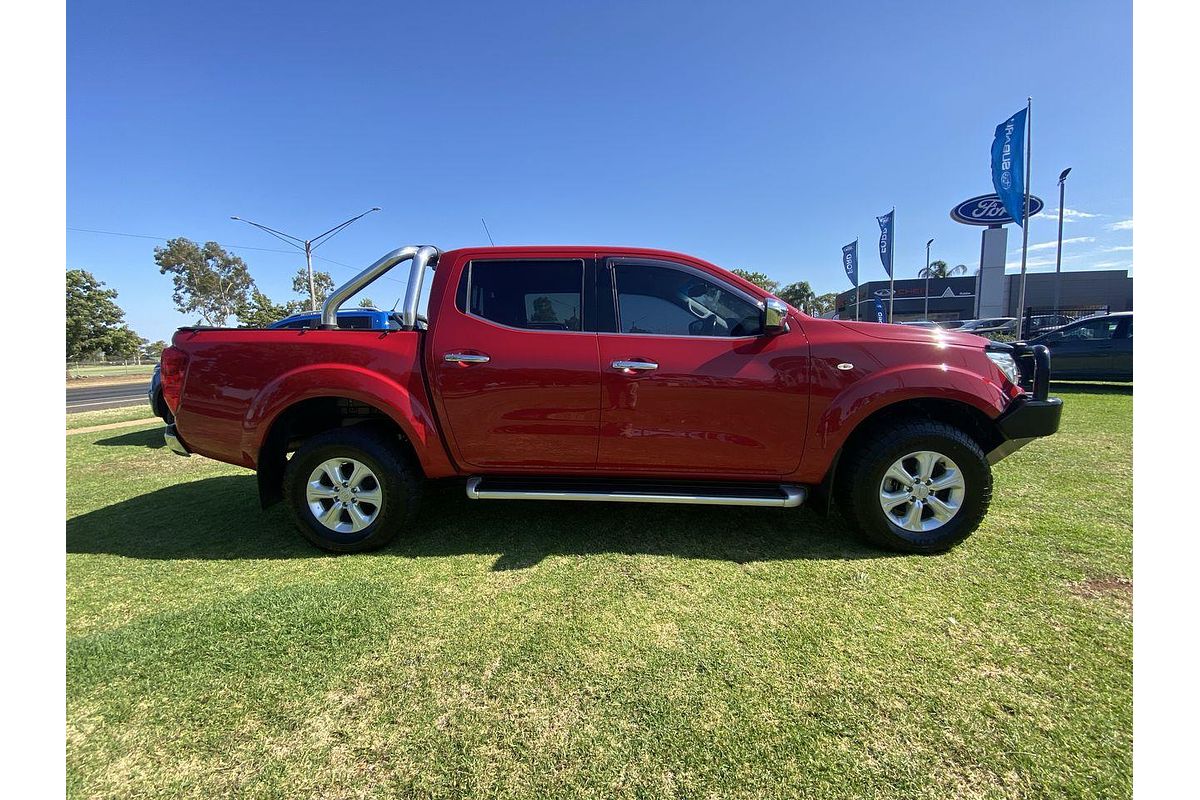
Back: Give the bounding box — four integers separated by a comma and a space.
68, 0, 1131, 341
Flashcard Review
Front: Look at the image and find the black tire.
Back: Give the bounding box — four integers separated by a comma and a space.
835, 419, 992, 554
282, 425, 423, 553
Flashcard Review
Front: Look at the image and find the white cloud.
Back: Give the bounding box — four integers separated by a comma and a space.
1107, 219, 1134, 231
1012, 236, 1095, 254
1038, 207, 1101, 222
1103, 245, 1134, 252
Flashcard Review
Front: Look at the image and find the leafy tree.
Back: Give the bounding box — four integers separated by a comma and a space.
154, 238, 255, 326
239, 289, 292, 328
141, 339, 168, 360
918, 259, 968, 279
731, 269, 779, 294
66, 269, 143, 360
358, 297, 376, 308
811, 292, 839, 317
777, 281, 816, 312
103, 327, 144, 360
292, 268, 336, 308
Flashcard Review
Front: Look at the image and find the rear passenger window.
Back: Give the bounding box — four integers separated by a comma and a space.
461, 260, 584, 331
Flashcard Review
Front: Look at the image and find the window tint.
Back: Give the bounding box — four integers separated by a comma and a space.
1060, 318, 1120, 341
614, 263, 762, 337
464, 260, 583, 331
338, 315, 374, 330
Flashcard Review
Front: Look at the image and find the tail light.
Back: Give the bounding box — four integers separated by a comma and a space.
159, 346, 189, 413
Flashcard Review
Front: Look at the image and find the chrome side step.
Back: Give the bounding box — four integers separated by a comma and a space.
465, 476, 806, 508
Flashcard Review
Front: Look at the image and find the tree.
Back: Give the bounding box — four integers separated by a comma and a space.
918, 260, 968, 279
811, 292, 839, 317
154, 238, 255, 326
66, 269, 143, 360
358, 297, 376, 308
141, 339, 168, 360
239, 288, 292, 328
292, 268, 336, 308
731, 269, 779, 294
777, 281, 816, 312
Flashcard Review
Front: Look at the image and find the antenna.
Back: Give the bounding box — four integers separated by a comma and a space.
481, 217, 496, 246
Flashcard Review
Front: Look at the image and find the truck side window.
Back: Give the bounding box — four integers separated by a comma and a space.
463, 260, 584, 332
613, 263, 762, 337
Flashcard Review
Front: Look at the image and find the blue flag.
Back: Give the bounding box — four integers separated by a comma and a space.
874, 297, 886, 324
876, 210, 894, 277
991, 106, 1028, 226
842, 241, 858, 287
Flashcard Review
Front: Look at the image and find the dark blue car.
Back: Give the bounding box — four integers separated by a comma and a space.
1020, 312, 1133, 383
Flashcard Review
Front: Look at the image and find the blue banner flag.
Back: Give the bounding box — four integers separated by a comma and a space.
842, 241, 858, 287
991, 106, 1028, 226
874, 297, 886, 324
876, 210, 894, 277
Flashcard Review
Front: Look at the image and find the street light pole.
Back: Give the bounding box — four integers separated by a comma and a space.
230, 207, 383, 311
1053, 167, 1072, 311
924, 238, 933, 320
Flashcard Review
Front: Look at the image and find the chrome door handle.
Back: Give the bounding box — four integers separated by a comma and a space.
444, 352, 490, 364
612, 360, 658, 372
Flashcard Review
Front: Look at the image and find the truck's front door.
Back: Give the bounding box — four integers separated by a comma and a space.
595, 258, 809, 476
428, 257, 600, 470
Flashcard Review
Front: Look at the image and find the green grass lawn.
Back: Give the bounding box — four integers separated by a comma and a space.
67, 363, 156, 379
66, 385, 1131, 799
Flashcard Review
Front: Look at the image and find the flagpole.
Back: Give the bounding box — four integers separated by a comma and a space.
888, 207, 895, 323
855, 238, 860, 321
1016, 96, 1032, 338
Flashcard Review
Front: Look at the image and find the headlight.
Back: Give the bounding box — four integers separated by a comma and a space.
986, 351, 1020, 385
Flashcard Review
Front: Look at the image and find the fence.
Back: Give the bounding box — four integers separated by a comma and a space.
66, 360, 157, 380
1021, 305, 1110, 338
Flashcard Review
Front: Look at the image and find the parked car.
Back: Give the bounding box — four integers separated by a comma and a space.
937, 320, 967, 330
957, 317, 1017, 335
269, 307, 400, 330
1018, 312, 1132, 383
1023, 313, 1079, 338
897, 321, 941, 329
158, 244, 1061, 555
147, 364, 172, 424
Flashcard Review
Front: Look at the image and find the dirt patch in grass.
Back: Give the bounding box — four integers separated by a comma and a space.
1070, 576, 1132, 606
68, 417, 160, 436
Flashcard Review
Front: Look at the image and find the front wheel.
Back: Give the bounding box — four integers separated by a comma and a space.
283, 426, 423, 553
835, 420, 992, 553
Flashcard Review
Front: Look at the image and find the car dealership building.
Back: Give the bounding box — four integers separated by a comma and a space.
834, 268, 1132, 322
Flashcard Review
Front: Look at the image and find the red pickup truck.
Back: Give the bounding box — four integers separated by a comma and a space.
160, 244, 1061, 554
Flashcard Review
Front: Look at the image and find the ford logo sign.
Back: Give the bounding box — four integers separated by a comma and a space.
950, 193, 1044, 226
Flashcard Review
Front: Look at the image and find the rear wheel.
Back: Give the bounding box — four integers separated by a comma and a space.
283, 426, 422, 553
835, 419, 991, 553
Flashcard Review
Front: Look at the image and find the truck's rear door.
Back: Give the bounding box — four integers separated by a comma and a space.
428, 256, 601, 470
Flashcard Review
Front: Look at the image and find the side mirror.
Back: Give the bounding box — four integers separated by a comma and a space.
762, 298, 788, 335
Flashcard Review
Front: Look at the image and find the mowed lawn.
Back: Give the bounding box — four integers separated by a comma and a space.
66, 386, 1131, 799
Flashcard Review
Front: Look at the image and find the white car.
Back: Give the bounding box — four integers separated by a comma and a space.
958, 317, 1017, 335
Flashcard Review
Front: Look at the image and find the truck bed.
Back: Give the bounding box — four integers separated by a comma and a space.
170, 327, 437, 469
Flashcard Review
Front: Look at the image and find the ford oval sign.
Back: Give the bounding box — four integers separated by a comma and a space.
950, 193, 1043, 226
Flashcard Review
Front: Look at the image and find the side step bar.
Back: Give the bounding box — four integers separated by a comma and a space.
465, 476, 806, 508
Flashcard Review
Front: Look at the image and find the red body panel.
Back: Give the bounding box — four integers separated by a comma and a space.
170, 327, 456, 478
171, 245, 1019, 486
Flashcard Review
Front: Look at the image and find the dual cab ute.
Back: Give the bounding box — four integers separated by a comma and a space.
160, 244, 1061, 554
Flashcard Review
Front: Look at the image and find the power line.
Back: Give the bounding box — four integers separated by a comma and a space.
66, 224, 400, 283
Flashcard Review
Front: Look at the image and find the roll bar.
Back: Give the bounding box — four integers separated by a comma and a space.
320, 245, 440, 329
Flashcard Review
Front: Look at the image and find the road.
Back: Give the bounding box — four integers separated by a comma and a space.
66, 382, 151, 414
